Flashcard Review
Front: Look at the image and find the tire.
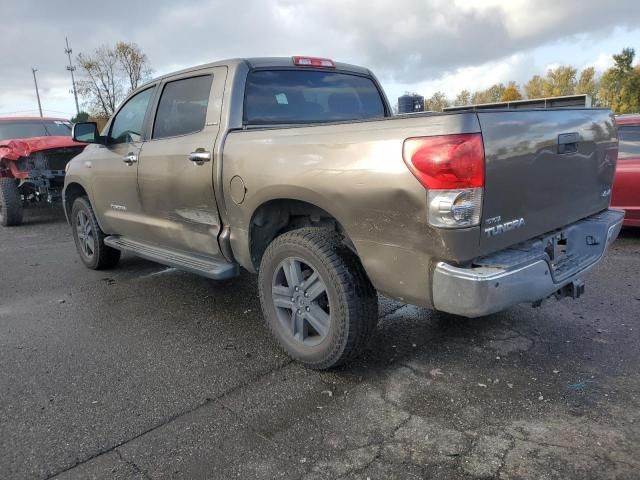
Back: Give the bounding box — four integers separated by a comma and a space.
0, 178, 23, 227
258, 227, 378, 369
71, 196, 120, 270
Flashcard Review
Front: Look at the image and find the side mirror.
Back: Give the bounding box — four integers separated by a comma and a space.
72, 122, 104, 144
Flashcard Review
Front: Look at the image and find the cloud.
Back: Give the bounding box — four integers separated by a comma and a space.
588, 53, 616, 73
1, 0, 639, 115
386, 53, 536, 101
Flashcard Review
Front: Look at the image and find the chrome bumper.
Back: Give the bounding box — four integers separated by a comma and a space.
432, 209, 624, 317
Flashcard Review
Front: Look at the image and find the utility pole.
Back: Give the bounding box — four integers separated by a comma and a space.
65, 37, 80, 115
31, 67, 43, 118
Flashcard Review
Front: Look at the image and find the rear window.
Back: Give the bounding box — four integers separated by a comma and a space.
0, 120, 71, 140
244, 70, 386, 125
619, 126, 640, 160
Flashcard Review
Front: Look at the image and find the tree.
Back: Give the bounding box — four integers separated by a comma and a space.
469, 91, 483, 104
424, 92, 449, 112
543, 66, 577, 97
486, 83, 506, 102
598, 48, 640, 113
70, 111, 90, 123
453, 89, 471, 106
500, 81, 522, 101
470, 84, 505, 104
576, 66, 599, 100
114, 42, 152, 91
76, 42, 152, 116
525, 75, 545, 99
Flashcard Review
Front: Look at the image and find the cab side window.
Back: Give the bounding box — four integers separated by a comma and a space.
152, 75, 213, 139
109, 87, 155, 144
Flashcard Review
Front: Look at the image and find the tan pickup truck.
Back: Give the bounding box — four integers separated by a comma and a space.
64, 56, 624, 368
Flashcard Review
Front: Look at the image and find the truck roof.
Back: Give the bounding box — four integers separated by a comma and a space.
0, 116, 68, 122
615, 114, 640, 126
142, 57, 373, 88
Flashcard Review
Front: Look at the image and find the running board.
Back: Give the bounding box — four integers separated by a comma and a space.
104, 236, 239, 280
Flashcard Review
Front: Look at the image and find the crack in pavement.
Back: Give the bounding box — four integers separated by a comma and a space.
507, 433, 640, 469
43, 359, 293, 480
492, 433, 515, 480
216, 399, 278, 446
115, 448, 152, 480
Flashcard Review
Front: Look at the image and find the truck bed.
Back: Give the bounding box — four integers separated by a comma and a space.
222, 107, 617, 306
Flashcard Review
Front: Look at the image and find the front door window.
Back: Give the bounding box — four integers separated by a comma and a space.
109, 87, 155, 144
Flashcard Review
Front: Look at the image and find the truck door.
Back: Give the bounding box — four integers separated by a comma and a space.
89, 86, 156, 239
136, 67, 227, 257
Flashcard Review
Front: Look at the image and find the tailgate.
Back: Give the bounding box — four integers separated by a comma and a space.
478, 109, 618, 251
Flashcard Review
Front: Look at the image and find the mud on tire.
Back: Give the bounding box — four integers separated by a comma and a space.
258, 227, 378, 369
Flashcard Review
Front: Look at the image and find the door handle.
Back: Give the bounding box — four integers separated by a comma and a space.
123, 153, 138, 165
189, 150, 211, 165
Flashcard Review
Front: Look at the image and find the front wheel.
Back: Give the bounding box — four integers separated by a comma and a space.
71, 197, 121, 269
0, 178, 23, 227
258, 228, 378, 369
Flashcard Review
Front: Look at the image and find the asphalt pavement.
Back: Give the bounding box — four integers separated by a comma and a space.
1, 206, 639, 480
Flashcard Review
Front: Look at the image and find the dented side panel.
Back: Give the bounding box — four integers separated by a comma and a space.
222, 113, 481, 306
135, 66, 228, 257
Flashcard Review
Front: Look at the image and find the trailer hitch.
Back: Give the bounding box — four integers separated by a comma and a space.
555, 279, 585, 300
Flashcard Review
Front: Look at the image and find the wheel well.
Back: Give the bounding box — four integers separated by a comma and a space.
64, 183, 88, 219
249, 199, 353, 270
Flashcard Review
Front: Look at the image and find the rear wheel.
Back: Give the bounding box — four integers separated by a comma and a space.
71, 196, 120, 269
0, 178, 23, 227
258, 228, 378, 369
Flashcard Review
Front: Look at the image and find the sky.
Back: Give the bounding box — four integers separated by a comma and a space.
1, 0, 640, 118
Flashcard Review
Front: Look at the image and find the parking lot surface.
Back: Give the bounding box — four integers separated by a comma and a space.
1, 207, 639, 480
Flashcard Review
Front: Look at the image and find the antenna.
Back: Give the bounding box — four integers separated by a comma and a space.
65, 37, 80, 115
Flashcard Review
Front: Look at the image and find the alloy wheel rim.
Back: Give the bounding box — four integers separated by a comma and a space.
76, 210, 95, 258
271, 257, 331, 346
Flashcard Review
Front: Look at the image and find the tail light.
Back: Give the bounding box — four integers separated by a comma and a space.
292, 56, 336, 68
403, 133, 485, 228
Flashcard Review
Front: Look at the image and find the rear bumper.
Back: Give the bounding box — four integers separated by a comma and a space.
432, 209, 624, 317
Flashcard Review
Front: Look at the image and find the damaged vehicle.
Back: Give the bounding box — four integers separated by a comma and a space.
64, 57, 623, 368
0, 117, 86, 226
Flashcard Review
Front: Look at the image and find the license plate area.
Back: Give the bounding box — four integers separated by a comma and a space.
544, 223, 605, 282
544, 232, 568, 265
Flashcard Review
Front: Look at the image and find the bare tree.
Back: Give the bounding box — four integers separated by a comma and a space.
76, 42, 152, 117
115, 42, 152, 91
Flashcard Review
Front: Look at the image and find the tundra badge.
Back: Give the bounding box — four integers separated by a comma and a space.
484, 218, 525, 237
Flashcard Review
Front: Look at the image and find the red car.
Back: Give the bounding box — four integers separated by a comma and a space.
0, 117, 86, 226
612, 115, 640, 227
